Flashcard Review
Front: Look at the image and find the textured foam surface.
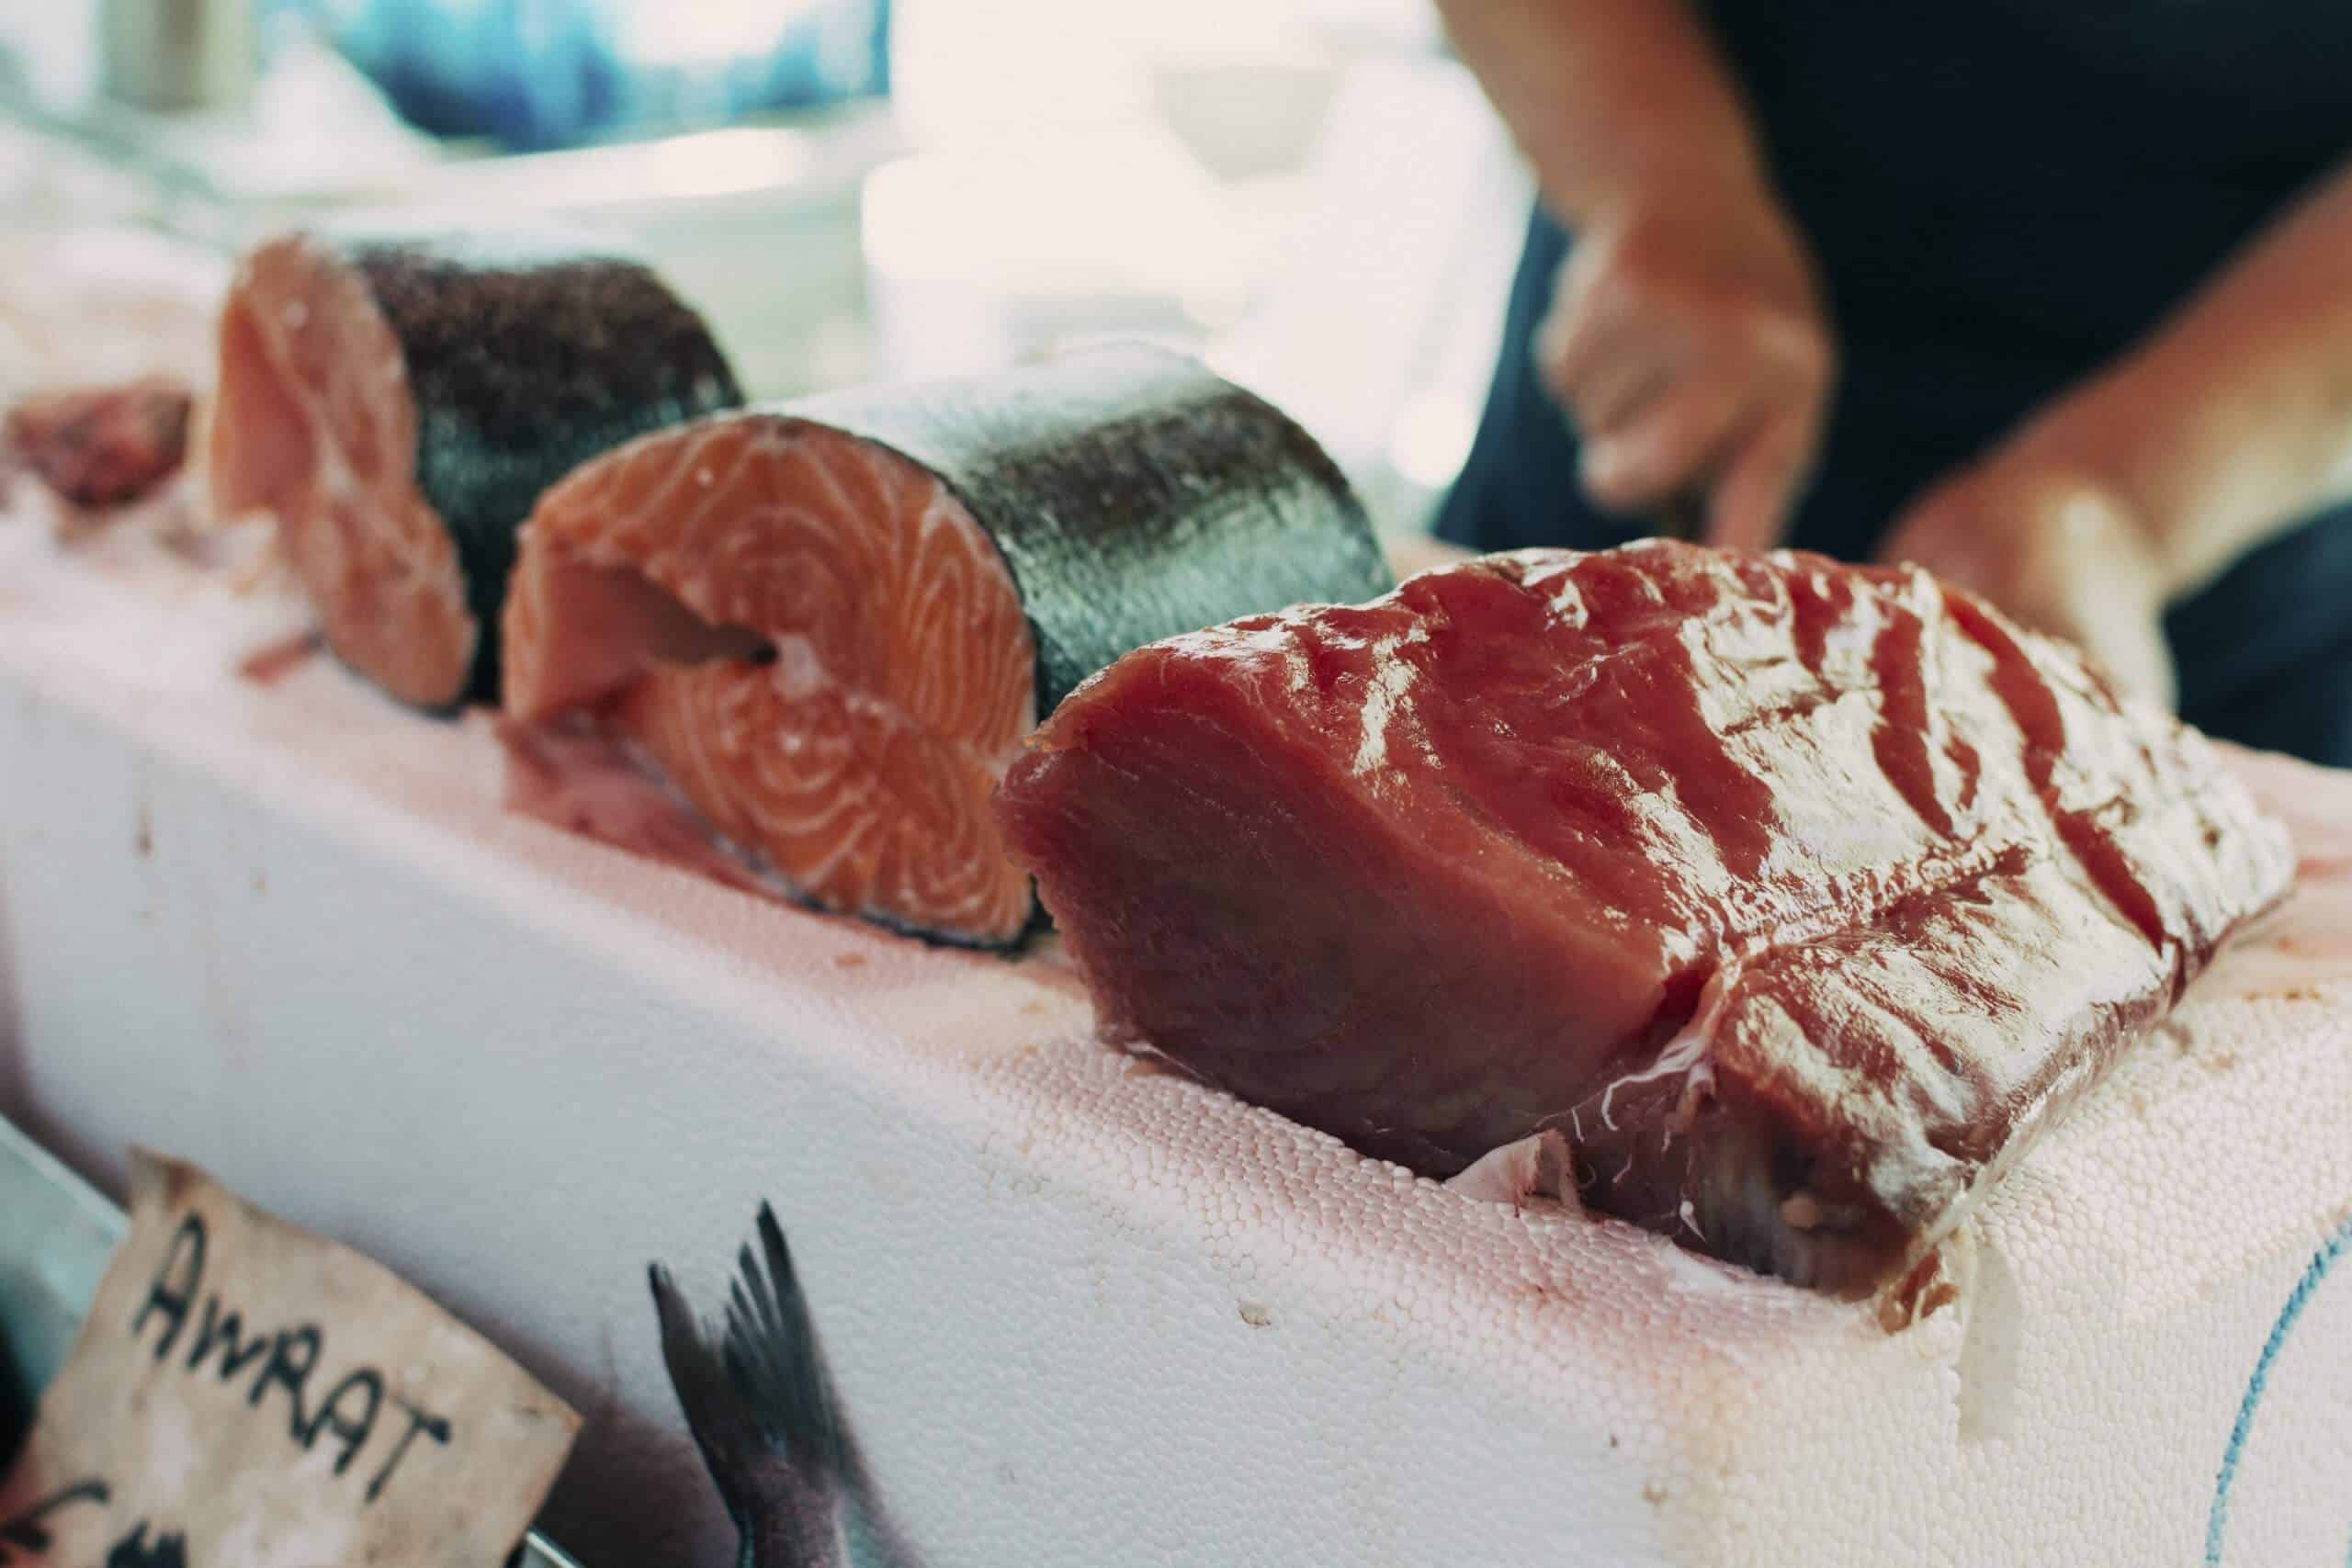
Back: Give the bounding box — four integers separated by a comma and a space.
4, 513, 2352, 1565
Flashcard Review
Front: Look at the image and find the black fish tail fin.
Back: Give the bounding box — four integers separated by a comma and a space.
650, 1258, 772, 1535
720, 1206, 848, 1474
653, 1204, 883, 1566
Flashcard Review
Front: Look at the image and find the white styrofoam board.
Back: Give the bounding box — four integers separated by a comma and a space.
4, 517, 2352, 1566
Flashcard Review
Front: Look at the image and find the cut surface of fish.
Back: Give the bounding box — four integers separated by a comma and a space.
506, 416, 1039, 943
209, 230, 740, 710
501, 345, 1393, 947
995, 540, 2297, 1295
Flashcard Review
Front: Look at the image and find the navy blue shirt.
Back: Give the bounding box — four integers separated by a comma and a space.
1439, 2, 2352, 763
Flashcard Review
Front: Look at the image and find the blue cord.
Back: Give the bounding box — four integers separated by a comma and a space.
2207, 1212, 2352, 1564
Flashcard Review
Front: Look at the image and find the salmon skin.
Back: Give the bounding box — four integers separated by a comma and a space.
995, 541, 2297, 1295
210, 229, 741, 710
503, 344, 1392, 947
771, 346, 1395, 714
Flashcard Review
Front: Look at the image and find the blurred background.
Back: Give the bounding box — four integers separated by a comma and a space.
0, 0, 1535, 544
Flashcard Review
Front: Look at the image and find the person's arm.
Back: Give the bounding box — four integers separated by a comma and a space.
1882, 157, 2352, 707
1436, 0, 1836, 547
1435, 0, 1767, 224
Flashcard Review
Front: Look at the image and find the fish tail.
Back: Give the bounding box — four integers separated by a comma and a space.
721, 1205, 848, 1475
652, 1205, 876, 1565
650, 1258, 771, 1533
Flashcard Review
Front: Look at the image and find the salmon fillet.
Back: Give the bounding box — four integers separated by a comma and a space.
994, 542, 2297, 1293
500, 346, 1393, 946
209, 230, 739, 709
506, 417, 1039, 940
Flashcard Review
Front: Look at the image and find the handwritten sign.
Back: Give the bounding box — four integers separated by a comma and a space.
0, 1153, 578, 1566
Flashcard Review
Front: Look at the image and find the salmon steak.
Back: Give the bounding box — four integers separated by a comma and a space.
209, 230, 741, 709
501, 345, 1393, 947
994, 541, 2296, 1293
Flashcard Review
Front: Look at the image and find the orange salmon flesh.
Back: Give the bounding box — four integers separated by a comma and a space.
210, 234, 477, 710
503, 413, 1040, 945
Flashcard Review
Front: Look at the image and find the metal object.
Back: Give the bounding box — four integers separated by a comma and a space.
0, 1112, 584, 1568
0, 1115, 115, 1460
100, 0, 256, 113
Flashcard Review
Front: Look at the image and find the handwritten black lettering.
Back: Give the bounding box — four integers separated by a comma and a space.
301, 1370, 383, 1476
104, 1521, 187, 1568
130, 1215, 206, 1363
248, 1325, 320, 1442
182, 1298, 270, 1384
365, 1396, 452, 1506
105, 1203, 461, 1505
0, 1478, 109, 1562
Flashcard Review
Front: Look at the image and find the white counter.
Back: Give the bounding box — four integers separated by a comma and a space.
5, 513, 2352, 1565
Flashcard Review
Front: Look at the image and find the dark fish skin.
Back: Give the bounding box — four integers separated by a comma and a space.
776, 344, 1396, 713
651, 1207, 922, 1568
340, 231, 742, 702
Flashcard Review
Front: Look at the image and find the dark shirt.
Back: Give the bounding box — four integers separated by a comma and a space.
1438, 2, 2352, 763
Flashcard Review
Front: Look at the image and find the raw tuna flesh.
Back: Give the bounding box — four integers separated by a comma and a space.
500, 345, 1392, 947
209, 230, 740, 709
994, 541, 2296, 1293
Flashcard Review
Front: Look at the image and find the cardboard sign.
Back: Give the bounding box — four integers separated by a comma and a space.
0, 1154, 578, 1566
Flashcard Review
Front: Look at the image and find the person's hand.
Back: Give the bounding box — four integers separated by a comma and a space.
1879, 451, 2178, 709
1536, 189, 1835, 552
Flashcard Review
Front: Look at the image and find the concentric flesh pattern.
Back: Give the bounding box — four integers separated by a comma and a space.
997, 541, 2297, 1294
212, 233, 473, 708
503, 413, 1040, 945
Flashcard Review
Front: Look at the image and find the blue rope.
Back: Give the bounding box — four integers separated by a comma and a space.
2207, 1212, 2352, 1564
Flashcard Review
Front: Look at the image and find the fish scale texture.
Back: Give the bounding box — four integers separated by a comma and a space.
5, 516, 2352, 1564
775, 344, 1394, 711
499, 346, 1392, 946
210, 230, 741, 705
348, 234, 743, 693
